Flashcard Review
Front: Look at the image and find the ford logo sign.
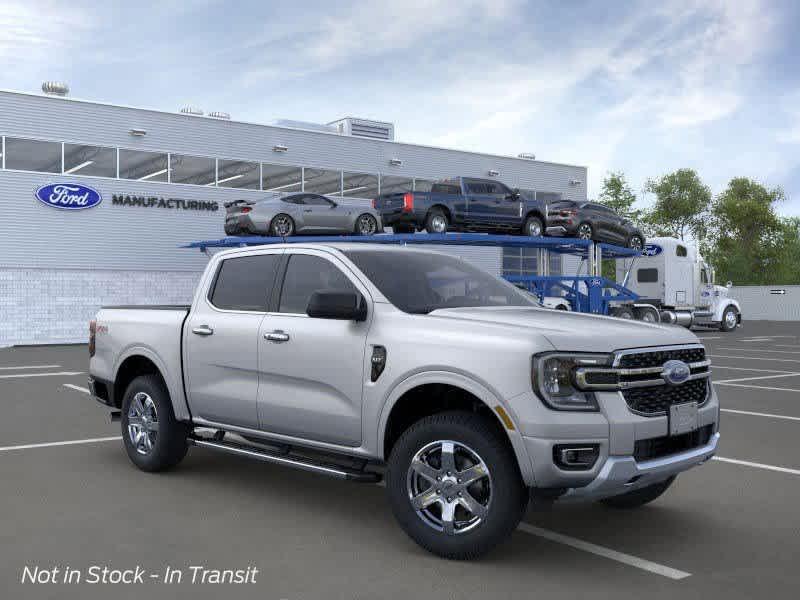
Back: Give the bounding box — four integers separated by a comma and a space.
662, 359, 691, 385
35, 183, 102, 210
642, 244, 663, 257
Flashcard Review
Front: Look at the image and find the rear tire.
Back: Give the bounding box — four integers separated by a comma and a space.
121, 375, 189, 472
355, 213, 379, 236
720, 306, 739, 331
635, 305, 660, 323
611, 306, 635, 320
628, 234, 644, 250
386, 411, 527, 560
600, 476, 676, 509
269, 214, 295, 237
425, 209, 449, 234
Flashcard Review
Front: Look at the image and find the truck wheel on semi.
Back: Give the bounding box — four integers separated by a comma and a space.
613, 237, 741, 331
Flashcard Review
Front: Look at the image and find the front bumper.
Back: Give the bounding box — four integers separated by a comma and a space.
560, 432, 719, 501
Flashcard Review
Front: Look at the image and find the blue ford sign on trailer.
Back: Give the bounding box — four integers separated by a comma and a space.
35, 183, 103, 210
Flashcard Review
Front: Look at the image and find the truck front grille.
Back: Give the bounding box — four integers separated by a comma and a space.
618, 347, 706, 368
634, 424, 714, 462
622, 378, 709, 415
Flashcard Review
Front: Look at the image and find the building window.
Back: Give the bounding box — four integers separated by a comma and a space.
63, 143, 117, 177
304, 167, 342, 195
119, 149, 168, 182
217, 159, 260, 189
502, 248, 562, 277
380, 176, 413, 195
170, 154, 216, 186
262, 163, 302, 192
4, 137, 61, 173
341, 171, 379, 198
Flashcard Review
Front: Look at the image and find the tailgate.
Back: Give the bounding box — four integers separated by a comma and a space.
373, 192, 409, 212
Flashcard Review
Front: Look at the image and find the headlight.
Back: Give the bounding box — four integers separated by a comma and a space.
531, 352, 612, 411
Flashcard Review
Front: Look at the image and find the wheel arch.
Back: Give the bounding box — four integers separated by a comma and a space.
112, 347, 183, 417
427, 204, 452, 222
713, 298, 741, 322
523, 208, 545, 223
377, 371, 535, 485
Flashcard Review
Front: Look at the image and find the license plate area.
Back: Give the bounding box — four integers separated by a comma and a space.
669, 401, 699, 436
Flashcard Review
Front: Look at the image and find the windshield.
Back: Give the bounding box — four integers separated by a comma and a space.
344, 249, 539, 314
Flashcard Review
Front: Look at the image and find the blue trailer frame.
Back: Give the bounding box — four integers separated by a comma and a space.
184, 233, 641, 315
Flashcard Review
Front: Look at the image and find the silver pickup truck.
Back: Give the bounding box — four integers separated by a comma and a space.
88, 242, 719, 559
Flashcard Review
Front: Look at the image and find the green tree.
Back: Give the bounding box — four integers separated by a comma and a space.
706, 178, 786, 285
642, 169, 711, 241
598, 171, 640, 220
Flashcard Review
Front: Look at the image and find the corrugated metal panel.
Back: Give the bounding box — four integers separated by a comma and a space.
728, 285, 800, 321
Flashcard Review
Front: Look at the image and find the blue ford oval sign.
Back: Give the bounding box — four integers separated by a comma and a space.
642, 244, 663, 257
35, 183, 103, 210
662, 360, 691, 386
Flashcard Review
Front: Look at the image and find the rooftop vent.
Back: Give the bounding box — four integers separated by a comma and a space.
329, 117, 394, 141
42, 81, 69, 96
180, 106, 204, 116
208, 111, 231, 120
518, 152, 536, 160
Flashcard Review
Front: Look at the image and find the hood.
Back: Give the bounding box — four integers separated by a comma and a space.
427, 306, 699, 353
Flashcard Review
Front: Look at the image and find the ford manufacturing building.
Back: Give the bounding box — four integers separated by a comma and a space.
0, 86, 588, 346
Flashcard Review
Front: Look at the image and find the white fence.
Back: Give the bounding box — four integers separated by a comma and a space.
728, 285, 800, 321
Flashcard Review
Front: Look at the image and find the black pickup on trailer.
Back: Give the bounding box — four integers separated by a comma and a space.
373, 177, 549, 236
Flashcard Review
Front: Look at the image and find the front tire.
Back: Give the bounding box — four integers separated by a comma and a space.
576, 222, 593, 240
628, 234, 644, 250
601, 476, 676, 509
121, 375, 189, 472
720, 306, 739, 332
522, 215, 544, 237
611, 306, 635, 320
386, 411, 527, 560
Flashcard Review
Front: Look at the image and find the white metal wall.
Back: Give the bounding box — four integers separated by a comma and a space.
728, 286, 800, 321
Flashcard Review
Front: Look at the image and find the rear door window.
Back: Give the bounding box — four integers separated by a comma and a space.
278, 254, 357, 314
209, 254, 280, 311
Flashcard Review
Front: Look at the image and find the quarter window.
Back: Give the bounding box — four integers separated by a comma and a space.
209, 254, 280, 311
279, 255, 357, 314
676, 245, 688, 257
4, 137, 61, 173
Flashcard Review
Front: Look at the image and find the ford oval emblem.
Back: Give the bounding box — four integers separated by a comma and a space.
662, 360, 691, 386
35, 183, 103, 210
642, 244, 663, 257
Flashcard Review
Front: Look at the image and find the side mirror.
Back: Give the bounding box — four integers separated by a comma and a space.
306, 290, 367, 321
726, 281, 733, 289
508, 188, 521, 200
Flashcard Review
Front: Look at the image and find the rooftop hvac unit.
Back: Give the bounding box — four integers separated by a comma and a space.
42, 81, 69, 96
180, 106, 204, 116
209, 111, 231, 120
518, 152, 536, 160
329, 117, 395, 141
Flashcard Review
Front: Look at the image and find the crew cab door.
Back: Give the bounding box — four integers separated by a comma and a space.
463, 179, 493, 227
256, 250, 370, 446
696, 261, 714, 308
184, 251, 283, 428
484, 180, 521, 226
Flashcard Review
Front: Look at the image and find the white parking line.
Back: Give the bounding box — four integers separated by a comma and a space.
713, 456, 800, 476
0, 436, 122, 453
63, 383, 90, 394
712, 365, 796, 374
0, 364, 61, 370
708, 354, 800, 363
721, 408, 800, 422
773, 344, 800, 349
713, 373, 800, 384
714, 382, 800, 393
717, 347, 800, 355
517, 524, 691, 580
0, 371, 84, 379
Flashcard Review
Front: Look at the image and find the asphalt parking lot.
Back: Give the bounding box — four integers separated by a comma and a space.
2, 322, 800, 599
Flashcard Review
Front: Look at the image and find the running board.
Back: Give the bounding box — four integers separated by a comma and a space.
188, 437, 381, 483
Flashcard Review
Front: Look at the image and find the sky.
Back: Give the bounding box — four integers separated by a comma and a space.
2, 0, 799, 213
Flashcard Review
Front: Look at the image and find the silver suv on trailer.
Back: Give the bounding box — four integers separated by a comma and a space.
88, 243, 719, 559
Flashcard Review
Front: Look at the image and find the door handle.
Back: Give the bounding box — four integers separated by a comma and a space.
304, 209, 313, 213
192, 325, 214, 336
265, 330, 290, 343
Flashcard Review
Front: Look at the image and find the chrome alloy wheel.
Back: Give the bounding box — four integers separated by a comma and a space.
406, 440, 492, 535
127, 392, 159, 455
357, 214, 378, 235
629, 236, 643, 250
527, 219, 543, 236
724, 309, 738, 329
272, 215, 294, 236
577, 223, 593, 240
430, 215, 447, 233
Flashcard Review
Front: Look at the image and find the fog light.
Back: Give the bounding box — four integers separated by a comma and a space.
553, 444, 599, 470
